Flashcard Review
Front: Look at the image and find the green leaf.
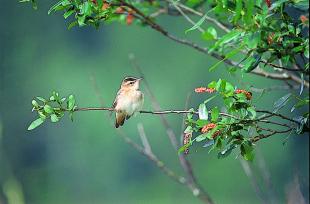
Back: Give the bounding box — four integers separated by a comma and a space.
242, 55, 261, 73
203, 139, 215, 148
64, 9, 75, 19
244, 0, 254, 26
38, 111, 46, 119
20, 0, 38, 9
273, 93, 291, 112
36, 97, 47, 102
44, 105, 53, 114
178, 143, 190, 153
216, 78, 226, 92
97, 0, 103, 8
295, 116, 308, 134
48, 0, 64, 14
240, 142, 254, 161
195, 134, 207, 142
81, 1, 92, 16
209, 30, 243, 53
293, 0, 309, 10
52, 91, 59, 100
202, 27, 217, 40
304, 42, 309, 58
218, 144, 236, 159
198, 103, 208, 120
211, 107, 219, 122
27, 118, 45, 130
185, 15, 207, 33
206, 126, 220, 139
184, 126, 193, 134
270, 0, 287, 10
208, 81, 217, 89
233, 0, 242, 23
224, 82, 235, 96
244, 32, 260, 49
32, 100, 39, 107
209, 45, 244, 71
195, 119, 209, 128
204, 95, 217, 104
77, 15, 86, 26
67, 95, 75, 110
187, 108, 195, 120
247, 107, 256, 119
68, 21, 78, 30
50, 114, 59, 123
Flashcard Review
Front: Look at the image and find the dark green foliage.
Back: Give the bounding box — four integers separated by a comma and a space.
179, 79, 308, 161
23, 0, 309, 161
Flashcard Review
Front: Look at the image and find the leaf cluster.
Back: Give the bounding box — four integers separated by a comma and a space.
28, 91, 76, 130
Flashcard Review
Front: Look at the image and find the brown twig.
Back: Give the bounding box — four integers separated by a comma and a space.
250, 128, 293, 143
118, 128, 187, 185
256, 110, 299, 124
260, 60, 309, 75
74, 107, 298, 129
239, 159, 268, 203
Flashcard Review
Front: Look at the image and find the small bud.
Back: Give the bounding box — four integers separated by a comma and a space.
265, 0, 271, 8
300, 15, 308, 24
195, 87, 207, 93
183, 132, 192, 154
235, 89, 252, 100
201, 123, 217, 134
126, 14, 134, 25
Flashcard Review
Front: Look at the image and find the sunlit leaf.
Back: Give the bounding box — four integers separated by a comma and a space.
27, 118, 45, 130
185, 15, 207, 33
211, 107, 219, 122
273, 93, 292, 113
198, 103, 208, 120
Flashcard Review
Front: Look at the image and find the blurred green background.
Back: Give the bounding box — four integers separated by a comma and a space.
0, 1, 309, 204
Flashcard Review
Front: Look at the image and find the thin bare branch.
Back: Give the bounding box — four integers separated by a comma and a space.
256, 110, 299, 124
240, 159, 268, 204
260, 60, 309, 74
73, 106, 299, 130
168, 0, 204, 33
137, 123, 153, 154
250, 128, 293, 143
129, 55, 214, 204
168, 1, 231, 33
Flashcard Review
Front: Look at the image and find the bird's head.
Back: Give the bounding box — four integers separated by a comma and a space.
121, 76, 143, 90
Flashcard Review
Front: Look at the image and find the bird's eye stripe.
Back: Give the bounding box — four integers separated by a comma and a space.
124, 77, 137, 82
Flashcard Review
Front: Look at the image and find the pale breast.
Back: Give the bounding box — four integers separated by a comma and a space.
115, 90, 144, 116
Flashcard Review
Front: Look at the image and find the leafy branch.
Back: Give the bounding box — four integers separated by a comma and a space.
28, 78, 309, 162
21, 0, 309, 87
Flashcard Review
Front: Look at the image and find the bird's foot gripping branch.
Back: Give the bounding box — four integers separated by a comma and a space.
28, 79, 309, 161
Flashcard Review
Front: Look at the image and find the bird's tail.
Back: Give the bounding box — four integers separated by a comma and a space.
115, 112, 126, 128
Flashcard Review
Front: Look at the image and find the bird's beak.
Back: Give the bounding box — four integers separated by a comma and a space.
137, 77, 143, 81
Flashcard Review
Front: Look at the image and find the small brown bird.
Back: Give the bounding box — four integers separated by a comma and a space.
112, 76, 144, 128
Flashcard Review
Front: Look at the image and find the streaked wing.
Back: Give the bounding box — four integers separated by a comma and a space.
112, 89, 121, 109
